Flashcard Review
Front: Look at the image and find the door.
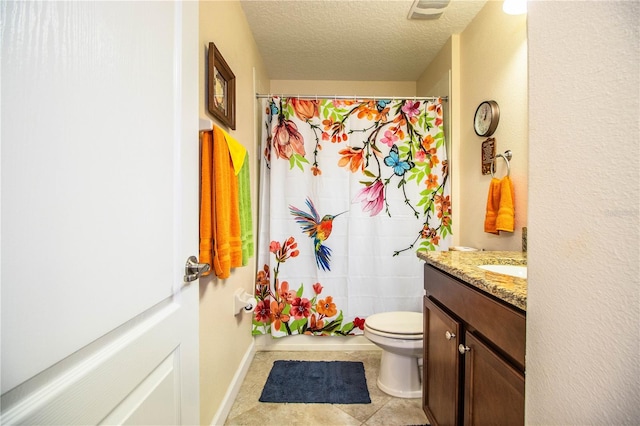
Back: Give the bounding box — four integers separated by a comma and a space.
423, 296, 461, 426
1, 1, 200, 424
463, 332, 525, 426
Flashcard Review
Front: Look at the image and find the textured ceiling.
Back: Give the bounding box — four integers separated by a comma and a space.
240, 0, 487, 81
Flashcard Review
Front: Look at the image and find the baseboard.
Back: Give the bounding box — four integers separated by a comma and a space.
254, 334, 379, 351
209, 340, 256, 426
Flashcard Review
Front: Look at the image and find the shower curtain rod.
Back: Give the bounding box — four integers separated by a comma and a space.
255, 93, 448, 102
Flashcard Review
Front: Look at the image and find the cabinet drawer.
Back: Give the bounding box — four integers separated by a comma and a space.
424, 265, 526, 369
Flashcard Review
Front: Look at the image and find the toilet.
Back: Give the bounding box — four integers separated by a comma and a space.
363, 311, 423, 398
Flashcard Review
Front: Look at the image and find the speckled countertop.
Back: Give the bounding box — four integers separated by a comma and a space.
417, 251, 527, 311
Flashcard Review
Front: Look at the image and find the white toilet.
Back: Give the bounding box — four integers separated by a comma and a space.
363, 311, 423, 398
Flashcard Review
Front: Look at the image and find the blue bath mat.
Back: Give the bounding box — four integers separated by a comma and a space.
259, 360, 371, 404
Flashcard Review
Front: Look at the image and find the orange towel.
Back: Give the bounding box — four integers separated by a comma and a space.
484, 178, 501, 234
496, 176, 515, 233
213, 125, 243, 278
199, 130, 214, 276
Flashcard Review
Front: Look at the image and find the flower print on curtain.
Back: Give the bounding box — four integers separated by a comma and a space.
255, 97, 451, 338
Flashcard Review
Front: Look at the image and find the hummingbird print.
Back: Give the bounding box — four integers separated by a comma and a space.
289, 198, 347, 271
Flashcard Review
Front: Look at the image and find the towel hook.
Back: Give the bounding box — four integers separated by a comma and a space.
491, 150, 512, 178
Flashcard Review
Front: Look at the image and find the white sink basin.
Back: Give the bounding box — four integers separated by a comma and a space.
478, 264, 527, 279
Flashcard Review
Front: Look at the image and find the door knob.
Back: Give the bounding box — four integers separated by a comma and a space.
184, 256, 210, 282
458, 344, 471, 354
445, 331, 456, 340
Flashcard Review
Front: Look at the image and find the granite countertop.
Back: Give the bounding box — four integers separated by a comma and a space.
417, 251, 527, 311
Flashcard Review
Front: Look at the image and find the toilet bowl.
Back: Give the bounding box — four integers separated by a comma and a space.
363, 311, 423, 398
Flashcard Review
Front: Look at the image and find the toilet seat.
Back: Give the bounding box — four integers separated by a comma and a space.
365, 311, 423, 339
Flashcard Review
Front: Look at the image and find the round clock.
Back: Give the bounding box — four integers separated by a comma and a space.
473, 100, 500, 137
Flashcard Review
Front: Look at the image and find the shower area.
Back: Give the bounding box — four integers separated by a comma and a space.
253, 89, 452, 340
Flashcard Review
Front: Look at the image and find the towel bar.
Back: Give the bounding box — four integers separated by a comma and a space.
491, 150, 512, 178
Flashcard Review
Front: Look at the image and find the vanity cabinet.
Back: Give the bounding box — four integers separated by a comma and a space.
423, 264, 525, 426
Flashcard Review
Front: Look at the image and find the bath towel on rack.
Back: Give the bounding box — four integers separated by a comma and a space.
238, 158, 254, 265
199, 126, 247, 279
484, 177, 502, 234
496, 176, 515, 233
213, 125, 243, 277
224, 128, 247, 176
199, 130, 215, 276
215, 125, 253, 265
484, 151, 515, 234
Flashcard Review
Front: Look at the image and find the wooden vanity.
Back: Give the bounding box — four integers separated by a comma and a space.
418, 251, 526, 426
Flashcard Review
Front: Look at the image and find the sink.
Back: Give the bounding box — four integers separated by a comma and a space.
478, 264, 527, 279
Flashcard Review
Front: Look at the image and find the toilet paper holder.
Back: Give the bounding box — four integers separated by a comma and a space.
233, 288, 256, 315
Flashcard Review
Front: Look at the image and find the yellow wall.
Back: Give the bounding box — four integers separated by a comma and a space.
458, 0, 528, 250
418, 0, 528, 251
198, 1, 269, 424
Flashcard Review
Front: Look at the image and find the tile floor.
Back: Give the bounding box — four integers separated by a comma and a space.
224, 350, 430, 426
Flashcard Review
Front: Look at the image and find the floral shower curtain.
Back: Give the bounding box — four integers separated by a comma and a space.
254, 97, 451, 338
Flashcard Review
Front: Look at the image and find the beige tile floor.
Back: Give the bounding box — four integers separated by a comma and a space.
224, 350, 430, 426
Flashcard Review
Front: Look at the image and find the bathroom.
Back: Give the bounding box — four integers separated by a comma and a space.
1, 1, 637, 425
200, 0, 528, 423
200, 1, 637, 424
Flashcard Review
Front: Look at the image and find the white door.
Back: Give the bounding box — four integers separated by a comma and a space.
1, 1, 200, 424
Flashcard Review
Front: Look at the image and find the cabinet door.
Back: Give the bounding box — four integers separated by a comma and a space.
424, 296, 461, 426
463, 332, 525, 426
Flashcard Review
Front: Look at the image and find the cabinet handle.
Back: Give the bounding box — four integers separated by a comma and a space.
445, 331, 456, 340
458, 344, 471, 354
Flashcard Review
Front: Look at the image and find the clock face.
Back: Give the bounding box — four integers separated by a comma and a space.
474, 101, 499, 137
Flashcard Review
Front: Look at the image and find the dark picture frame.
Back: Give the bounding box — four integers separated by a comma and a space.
208, 42, 236, 130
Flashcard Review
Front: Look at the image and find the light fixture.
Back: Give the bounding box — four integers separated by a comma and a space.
503, 0, 527, 15
407, 0, 451, 20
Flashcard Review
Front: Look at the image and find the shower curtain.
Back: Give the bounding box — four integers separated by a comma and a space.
254, 97, 451, 337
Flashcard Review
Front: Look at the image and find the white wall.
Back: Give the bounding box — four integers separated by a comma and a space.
526, 1, 640, 424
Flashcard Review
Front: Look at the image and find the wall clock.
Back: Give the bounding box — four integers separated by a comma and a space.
474, 100, 500, 137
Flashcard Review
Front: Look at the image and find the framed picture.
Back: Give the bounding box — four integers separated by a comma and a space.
208, 42, 236, 130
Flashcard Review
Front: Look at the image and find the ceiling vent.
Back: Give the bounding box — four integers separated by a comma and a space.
407, 0, 451, 20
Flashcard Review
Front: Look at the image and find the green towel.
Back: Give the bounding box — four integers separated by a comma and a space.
238, 158, 254, 265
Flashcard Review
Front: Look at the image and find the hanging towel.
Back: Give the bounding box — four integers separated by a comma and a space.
484, 177, 502, 234
221, 127, 251, 263
211, 125, 244, 278
496, 176, 515, 233
218, 126, 246, 269
218, 125, 247, 175
238, 158, 254, 265
199, 130, 214, 276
